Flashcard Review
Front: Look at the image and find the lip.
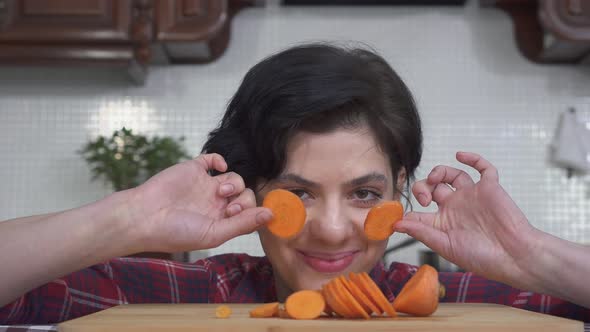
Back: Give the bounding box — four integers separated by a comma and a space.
297, 250, 359, 273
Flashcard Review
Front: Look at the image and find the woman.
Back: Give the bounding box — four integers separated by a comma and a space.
0, 43, 588, 324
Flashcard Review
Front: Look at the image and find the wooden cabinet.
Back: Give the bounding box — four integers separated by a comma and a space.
0, 0, 133, 42
0, 0, 258, 84
538, 0, 590, 62
481, 0, 590, 64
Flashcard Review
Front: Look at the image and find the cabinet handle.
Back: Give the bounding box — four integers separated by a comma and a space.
0, 0, 7, 28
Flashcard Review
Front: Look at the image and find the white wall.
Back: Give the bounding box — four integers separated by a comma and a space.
1, 1, 589, 266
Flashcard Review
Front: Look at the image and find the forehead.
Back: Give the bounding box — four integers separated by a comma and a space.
282, 127, 392, 183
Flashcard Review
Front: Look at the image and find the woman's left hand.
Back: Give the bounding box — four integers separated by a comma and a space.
394, 152, 541, 287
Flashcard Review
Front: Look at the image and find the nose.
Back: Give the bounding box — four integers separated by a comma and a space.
307, 197, 355, 246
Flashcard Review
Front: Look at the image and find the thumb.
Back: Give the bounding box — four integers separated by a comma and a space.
213, 207, 273, 242
395, 219, 450, 256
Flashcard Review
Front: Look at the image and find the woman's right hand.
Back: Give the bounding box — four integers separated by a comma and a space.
126, 153, 272, 254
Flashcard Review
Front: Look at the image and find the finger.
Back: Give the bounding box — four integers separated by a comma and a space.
214, 207, 273, 243
394, 218, 450, 256
225, 188, 257, 217
456, 152, 499, 182
396, 211, 437, 230
432, 183, 454, 204
412, 179, 434, 207
215, 172, 246, 197
427, 165, 475, 190
194, 153, 228, 174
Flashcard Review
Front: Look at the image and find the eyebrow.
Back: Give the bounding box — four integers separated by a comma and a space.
275, 172, 388, 188
344, 172, 387, 187
276, 174, 319, 188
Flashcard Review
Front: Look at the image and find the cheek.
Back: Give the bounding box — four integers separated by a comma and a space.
258, 229, 294, 266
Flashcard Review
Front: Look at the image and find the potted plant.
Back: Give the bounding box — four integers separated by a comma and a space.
79, 127, 191, 191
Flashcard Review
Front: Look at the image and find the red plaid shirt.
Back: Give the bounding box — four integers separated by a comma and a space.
1, 253, 588, 324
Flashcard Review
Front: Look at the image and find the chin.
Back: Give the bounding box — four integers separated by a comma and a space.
294, 267, 349, 291
294, 276, 329, 292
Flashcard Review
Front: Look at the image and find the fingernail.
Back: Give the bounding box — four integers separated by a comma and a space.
256, 210, 273, 225
220, 183, 234, 196
418, 193, 427, 205
430, 168, 439, 177
227, 204, 242, 216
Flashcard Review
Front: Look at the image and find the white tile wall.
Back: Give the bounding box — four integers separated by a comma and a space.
1, 1, 589, 266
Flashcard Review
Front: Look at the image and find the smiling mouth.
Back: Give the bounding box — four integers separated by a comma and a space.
297, 250, 359, 273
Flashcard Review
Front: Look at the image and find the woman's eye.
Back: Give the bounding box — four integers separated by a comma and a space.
355, 190, 371, 199
289, 189, 310, 200
352, 189, 382, 205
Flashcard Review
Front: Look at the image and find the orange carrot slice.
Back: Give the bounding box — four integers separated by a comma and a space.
349, 272, 383, 315
364, 201, 404, 241
334, 278, 370, 319
393, 264, 439, 316
358, 272, 397, 317
278, 305, 291, 318
249, 302, 280, 318
285, 290, 325, 320
325, 283, 354, 318
342, 275, 380, 316
338, 276, 371, 315
320, 288, 334, 316
215, 305, 232, 318
263, 189, 306, 238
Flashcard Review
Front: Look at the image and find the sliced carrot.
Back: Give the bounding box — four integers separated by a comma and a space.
285, 290, 325, 320
249, 302, 280, 318
326, 282, 355, 318
215, 305, 232, 318
358, 272, 397, 317
338, 276, 370, 315
323, 284, 348, 318
333, 278, 370, 319
278, 305, 291, 318
262, 189, 306, 238
364, 201, 404, 241
341, 275, 380, 316
393, 264, 439, 316
320, 289, 334, 316
327, 279, 358, 319
348, 272, 383, 315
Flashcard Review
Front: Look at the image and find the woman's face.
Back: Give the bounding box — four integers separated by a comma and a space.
257, 126, 404, 298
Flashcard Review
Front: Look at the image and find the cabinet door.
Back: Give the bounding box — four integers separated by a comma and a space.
0, 0, 132, 42
155, 0, 227, 62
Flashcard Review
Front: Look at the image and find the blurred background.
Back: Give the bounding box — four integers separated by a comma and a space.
0, 0, 589, 269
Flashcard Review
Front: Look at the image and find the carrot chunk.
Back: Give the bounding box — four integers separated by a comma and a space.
393, 264, 439, 316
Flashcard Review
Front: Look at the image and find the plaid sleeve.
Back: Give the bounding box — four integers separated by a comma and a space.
0, 257, 213, 325
439, 271, 590, 322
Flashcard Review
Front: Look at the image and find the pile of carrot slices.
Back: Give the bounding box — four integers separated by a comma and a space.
245, 264, 440, 320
